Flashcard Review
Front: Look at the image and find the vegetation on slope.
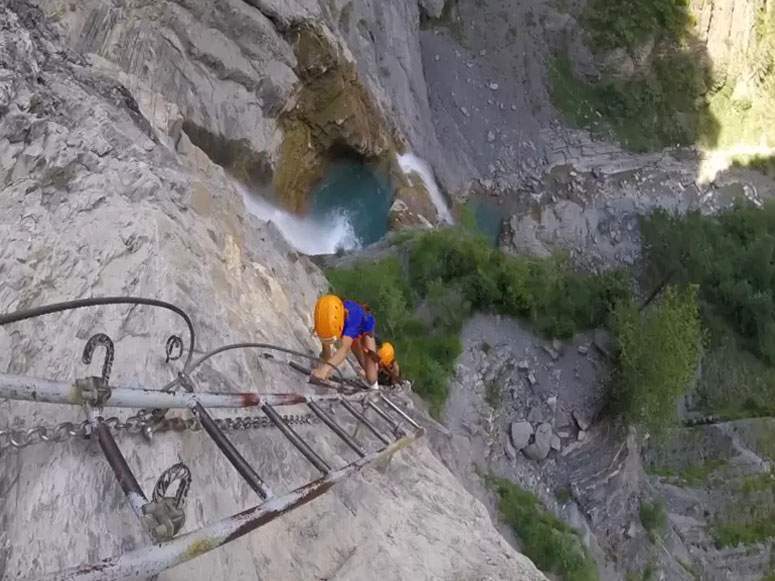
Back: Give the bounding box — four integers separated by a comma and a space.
549, 53, 715, 152
582, 0, 690, 51
327, 225, 628, 415
489, 477, 599, 581
639, 499, 668, 541
549, 0, 717, 152
641, 203, 775, 417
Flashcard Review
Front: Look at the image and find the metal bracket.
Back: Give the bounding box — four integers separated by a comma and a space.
177, 372, 195, 393
142, 498, 186, 542
74, 376, 112, 406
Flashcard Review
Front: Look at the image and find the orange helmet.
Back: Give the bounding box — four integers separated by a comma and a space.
378, 342, 395, 367
314, 295, 345, 342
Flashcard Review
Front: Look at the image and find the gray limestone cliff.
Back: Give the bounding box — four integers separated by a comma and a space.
0, 2, 546, 579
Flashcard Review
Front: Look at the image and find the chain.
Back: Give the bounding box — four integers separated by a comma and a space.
0, 411, 319, 450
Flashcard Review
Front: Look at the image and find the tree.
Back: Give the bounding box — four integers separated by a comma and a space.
613, 285, 702, 434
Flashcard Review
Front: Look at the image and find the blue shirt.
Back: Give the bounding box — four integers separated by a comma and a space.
342, 300, 376, 339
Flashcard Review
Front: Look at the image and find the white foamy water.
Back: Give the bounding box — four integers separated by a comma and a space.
237, 183, 361, 255
398, 153, 454, 224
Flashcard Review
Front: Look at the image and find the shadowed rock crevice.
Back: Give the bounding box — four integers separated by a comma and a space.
182, 120, 273, 191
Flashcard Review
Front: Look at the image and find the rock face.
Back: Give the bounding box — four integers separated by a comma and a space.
0, 3, 546, 580
31, 0, 444, 218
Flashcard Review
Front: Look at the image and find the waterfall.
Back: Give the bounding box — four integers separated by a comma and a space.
397, 153, 454, 224
237, 182, 361, 255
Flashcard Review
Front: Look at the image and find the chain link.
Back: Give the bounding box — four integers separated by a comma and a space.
0, 411, 319, 450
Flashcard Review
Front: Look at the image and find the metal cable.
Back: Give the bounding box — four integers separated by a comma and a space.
0, 297, 196, 370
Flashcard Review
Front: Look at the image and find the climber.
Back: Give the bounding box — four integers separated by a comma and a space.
376, 340, 401, 387
311, 294, 379, 389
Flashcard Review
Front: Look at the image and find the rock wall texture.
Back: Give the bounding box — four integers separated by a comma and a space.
0, 2, 546, 580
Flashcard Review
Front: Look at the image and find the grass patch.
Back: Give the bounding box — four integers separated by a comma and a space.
713, 517, 775, 548
740, 471, 775, 495
650, 459, 727, 487
697, 336, 775, 419
327, 226, 629, 415
639, 499, 668, 541
612, 286, 702, 435
489, 477, 599, 581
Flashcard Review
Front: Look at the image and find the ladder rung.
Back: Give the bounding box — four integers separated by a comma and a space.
262, 403, 331, 474
340, 398, 391, 445
379, 395, 421, 430
192, 402, 273, 499
94, 419, 148, 518
307, 400, 365, 458
367, 400, 401, 433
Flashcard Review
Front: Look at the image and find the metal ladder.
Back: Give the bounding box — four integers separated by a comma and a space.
51, 389, 422, 581
0, 297, 425, 581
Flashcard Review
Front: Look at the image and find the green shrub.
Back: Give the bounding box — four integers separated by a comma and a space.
485, 379, 502, 408
328, 227, 630, 413
583, 0, 690, 51
613, 286, 702, 434
639, 499, 668, 540
489, 477, 599, 581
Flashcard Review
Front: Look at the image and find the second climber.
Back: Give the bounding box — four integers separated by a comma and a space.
376, 340, 401, 387
310, 294, 379, 389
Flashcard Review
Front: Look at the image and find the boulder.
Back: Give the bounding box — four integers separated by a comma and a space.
510, 421, 533, 450
523, 423, 553, 461
573, 410, 591, 431
527, 406, 545, 424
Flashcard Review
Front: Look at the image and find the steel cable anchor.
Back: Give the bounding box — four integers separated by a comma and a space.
141, 462, 191, 541
76, 333, 115, 407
